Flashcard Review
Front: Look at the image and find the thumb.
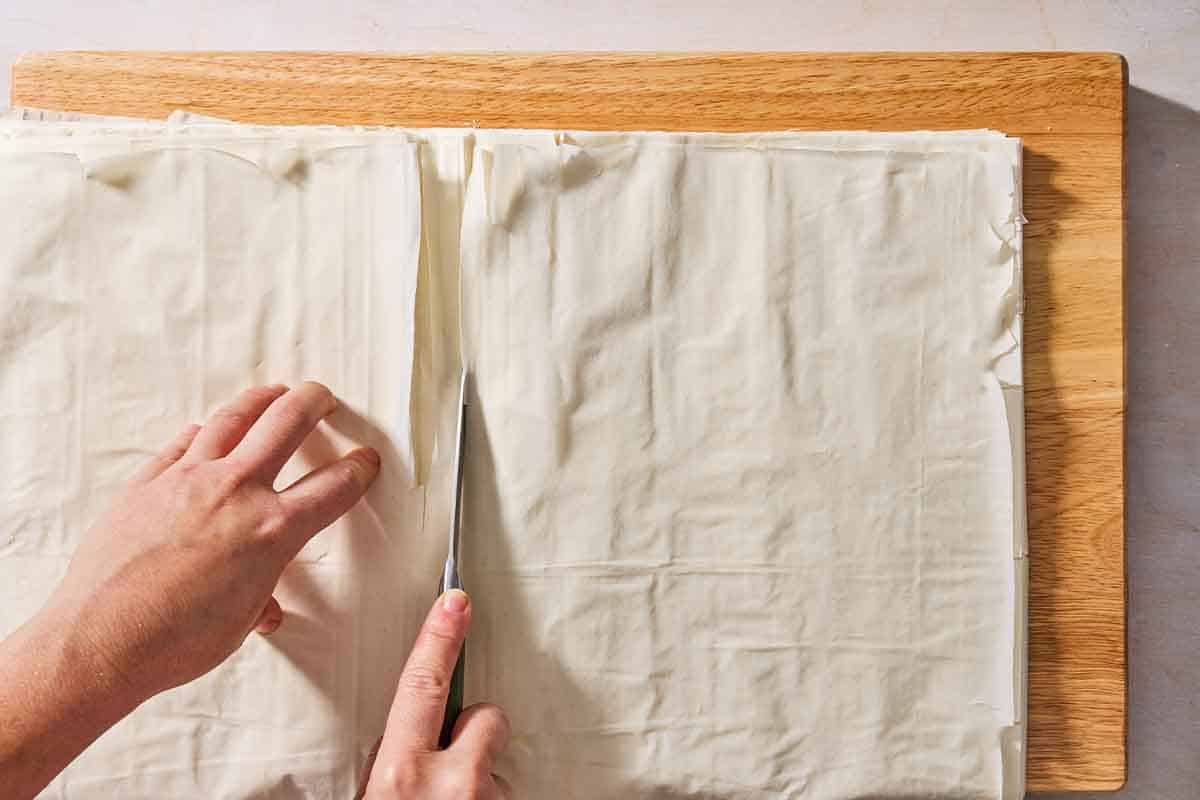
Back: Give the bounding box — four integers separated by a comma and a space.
379, 591, 471, 753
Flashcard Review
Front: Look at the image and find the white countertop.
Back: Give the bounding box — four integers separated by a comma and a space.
3, 2, 1198, 797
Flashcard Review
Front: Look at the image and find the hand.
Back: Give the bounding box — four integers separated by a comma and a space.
47, 381, 380, 702
358, 591, 512, 799
0, 382, 380, 798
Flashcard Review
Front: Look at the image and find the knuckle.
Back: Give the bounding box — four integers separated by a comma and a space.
400, 663, 449, 697
301, 381, 338, 414
335, 458, 371, 492
331, 460, 360, 490
213, 407, 251, 431
306, 461, 366, 513
172, 460, 204, 484
479, 704, 512, 740
274, 401, 312, 431
212, 467, 248, 499
377, 759, 417, 793
255, 505, 292, 541
301, 379, 334, 400
440, 770, 485, 799
174, 464, 218, 505
422, 620, 461, 648
245, 384, 284, 404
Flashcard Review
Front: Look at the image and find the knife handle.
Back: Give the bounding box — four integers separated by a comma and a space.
439, 646, 465, 749
436, 572, 466, 750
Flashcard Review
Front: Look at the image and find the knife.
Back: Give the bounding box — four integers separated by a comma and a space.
437, 368, 469, 749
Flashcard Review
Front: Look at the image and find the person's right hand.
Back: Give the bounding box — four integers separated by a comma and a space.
358, 590, 512, 799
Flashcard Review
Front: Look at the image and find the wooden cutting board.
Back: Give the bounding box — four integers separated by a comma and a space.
11, 51, 1127, 792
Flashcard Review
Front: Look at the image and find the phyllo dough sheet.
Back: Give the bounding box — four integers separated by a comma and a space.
457, 133, 1025, 799
0, 118, 1024, 799
0, 129, 426, 798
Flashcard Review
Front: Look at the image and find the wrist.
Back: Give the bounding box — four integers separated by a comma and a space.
0, 600, 148, 797
38, 593, 153, 714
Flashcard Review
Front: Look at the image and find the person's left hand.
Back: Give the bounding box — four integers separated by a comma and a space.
43, 381, 380, 705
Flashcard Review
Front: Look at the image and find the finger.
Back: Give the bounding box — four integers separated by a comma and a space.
253, 595, 283, 636
379, 590, 471, 753
186, 384, 289, 462
450, 703, 511, 766
133, 423, 201, 483
277, 448, 380, 551
493, 772, 513, 799
228, 381, 337, 484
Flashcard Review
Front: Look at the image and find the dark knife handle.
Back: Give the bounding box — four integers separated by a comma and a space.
437, 572, 466, 750
439, 646, 465, 749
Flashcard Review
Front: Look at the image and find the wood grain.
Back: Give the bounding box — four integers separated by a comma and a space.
11, 51, 1127, 792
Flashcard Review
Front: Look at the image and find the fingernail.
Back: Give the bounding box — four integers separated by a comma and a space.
362, 447, 381, 466
442, 589, 469, 613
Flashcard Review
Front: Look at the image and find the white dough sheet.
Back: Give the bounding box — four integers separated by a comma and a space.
0, 116, 1026, 800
